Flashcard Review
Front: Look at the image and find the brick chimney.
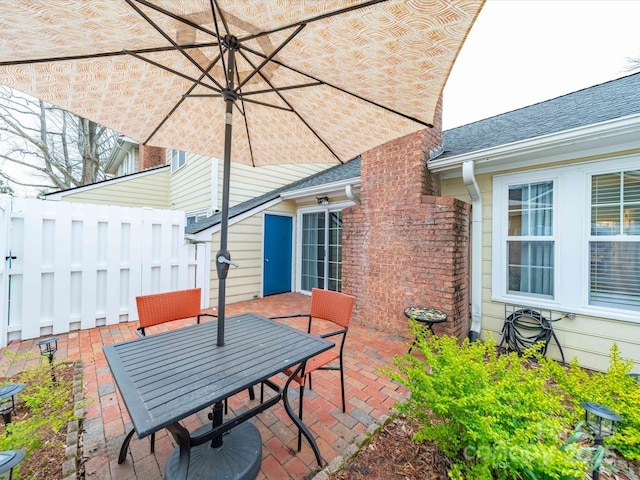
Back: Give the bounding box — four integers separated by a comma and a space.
342, 98, 471, 341
138, 145, 166, 171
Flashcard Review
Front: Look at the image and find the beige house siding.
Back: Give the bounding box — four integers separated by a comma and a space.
440, 156, 640, 373
208, 200, 298, 306
169, 153, 214, 215
52, 169, 171, 208
224, 163, 330, 208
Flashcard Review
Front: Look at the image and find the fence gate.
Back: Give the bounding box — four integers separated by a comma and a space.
0, 196, 208, 347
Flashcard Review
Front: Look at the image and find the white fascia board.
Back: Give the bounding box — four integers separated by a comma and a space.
280, 178, 361, 202
185, 197, 283, 242
431, 114, 640, 179
45, 165, 171, 200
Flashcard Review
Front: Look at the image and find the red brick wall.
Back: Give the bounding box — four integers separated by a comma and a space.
138, 145, 166, 171
342, 99, 471, 341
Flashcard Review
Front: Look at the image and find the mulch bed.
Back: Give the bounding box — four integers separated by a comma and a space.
328, 415, 640, 480
329, 416, 450, 480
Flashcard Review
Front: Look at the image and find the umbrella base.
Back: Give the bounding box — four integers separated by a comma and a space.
165, 422, 262, 480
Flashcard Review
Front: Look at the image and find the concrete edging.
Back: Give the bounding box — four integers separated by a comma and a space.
62, 360, 84, 480
311, 409, 399, 480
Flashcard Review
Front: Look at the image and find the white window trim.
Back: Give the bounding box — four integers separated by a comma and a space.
210, 158, 219, 213
186, 210, 208, 225
295, 201, 351, 294
170, 150, 186, 173
492, 154, 640, 323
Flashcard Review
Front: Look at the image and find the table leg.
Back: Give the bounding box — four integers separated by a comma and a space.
166, 422, 191, 480
282, 362, 323, 467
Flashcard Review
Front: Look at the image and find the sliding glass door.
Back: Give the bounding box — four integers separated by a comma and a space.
300, 209, 343, 292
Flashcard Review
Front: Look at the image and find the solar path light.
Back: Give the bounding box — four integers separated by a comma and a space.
0, 384, 25, 425
0, 449, 25, 480
35, 336, 59, 382
580, 401, 621, 480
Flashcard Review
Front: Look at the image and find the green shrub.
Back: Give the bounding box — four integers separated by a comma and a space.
540, 344, 640, 460
386, 326, 640, 479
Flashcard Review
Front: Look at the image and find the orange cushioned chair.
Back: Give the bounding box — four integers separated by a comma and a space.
118, 288, 214, 464
266, 288, 355, 451
118, 288, 254, 463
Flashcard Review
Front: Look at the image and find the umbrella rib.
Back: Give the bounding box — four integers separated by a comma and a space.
236, 24, 305, 91
144, 53, 225, 145
132, 0, 220, 40
240, 82, 322, 96
240, 0, 388, 43
183, 94, 290, 112
126, 0, 224, 91
0, 43, 219, 67
238, 50, 343, 163
233, 97, 292, 112
241, 45, 434, 129
233, 58, 256, 167
211, 0, 232, 36
209, 0, 229, 87
125, 51, 220, 93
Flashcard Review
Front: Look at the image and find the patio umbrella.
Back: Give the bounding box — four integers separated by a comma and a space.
0, 0, 484, 347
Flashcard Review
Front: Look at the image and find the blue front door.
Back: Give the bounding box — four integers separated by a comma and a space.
263, 214, 293, 296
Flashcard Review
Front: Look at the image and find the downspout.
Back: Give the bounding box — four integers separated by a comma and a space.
462, 161, 482, 341
345, 184, 360, 204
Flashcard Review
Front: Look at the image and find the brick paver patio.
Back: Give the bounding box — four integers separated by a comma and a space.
0, 292, 409, 479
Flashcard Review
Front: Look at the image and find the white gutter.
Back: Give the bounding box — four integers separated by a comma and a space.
462, 161, 482, 340
345, 184, 360, 204
280, 178, 360, 201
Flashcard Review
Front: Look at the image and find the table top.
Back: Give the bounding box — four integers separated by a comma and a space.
404, 306, 448, 324
103, 313, 334, 438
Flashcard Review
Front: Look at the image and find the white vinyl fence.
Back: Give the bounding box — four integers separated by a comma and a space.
0, 196, 209, 347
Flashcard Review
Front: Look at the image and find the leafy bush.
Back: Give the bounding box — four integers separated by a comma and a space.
540, 344, 640, 460
386, 327, 640, 479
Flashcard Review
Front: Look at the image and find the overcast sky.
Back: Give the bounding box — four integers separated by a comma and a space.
442, 0, 640, 130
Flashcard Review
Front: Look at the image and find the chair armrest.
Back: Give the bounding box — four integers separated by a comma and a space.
197, 312, 217, 323
269, 313, 309, 320
270, 313, 312, 333
320, 328, 347, 339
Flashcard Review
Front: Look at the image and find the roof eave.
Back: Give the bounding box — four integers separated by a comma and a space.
280, 177, 361, 202
431, 114, 640, 178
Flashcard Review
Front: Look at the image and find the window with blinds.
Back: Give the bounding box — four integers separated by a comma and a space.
589, 170, 640, 311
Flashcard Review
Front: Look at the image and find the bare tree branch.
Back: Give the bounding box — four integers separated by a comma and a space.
0, 86, 118, 194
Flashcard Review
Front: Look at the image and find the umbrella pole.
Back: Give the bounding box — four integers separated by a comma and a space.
211, 37, 239, 449
215, 39, 240, 348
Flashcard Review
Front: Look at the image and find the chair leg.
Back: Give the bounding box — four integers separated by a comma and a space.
339, 360, 346, 413
150, 432, 155, 453
248, 386, 255, 401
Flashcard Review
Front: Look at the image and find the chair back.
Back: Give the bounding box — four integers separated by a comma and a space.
136, 288, 202, 331
310, 288, 355, 328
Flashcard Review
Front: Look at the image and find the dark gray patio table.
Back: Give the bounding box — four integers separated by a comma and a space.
103, 312, 334, 480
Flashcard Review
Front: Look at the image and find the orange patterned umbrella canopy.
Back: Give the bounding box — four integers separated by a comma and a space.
0, 0, 484, 347
0, 0, 483, 166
